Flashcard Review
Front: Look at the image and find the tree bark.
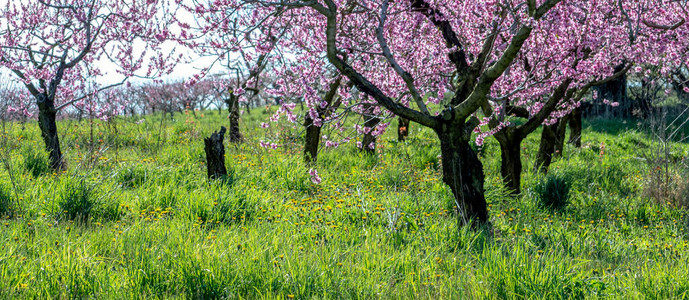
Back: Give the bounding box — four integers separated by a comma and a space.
226, 94, 242, 143
302, 77, 343, 164
204, 127, 228, 180
36, 94, 64, 170
303, 116, 321, 164
397, 117, 410, 142
554, 115, 569, 158
485, 80, 575, 194
436, 125, 489, 227
534, 123, 558, 174
567, 107, 582, 147
497, 133, 523, 194
361, 104, 381, 155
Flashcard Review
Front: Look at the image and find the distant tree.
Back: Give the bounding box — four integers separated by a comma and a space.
176, 1, 285, 143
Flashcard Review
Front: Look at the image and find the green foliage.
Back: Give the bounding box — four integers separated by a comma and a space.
0, 184, 12, 217
115, 164, 149, 188
57, 178, 96, 222
21, 146, 50, 177
534, 173, 571, 211
211, 189, 258, 224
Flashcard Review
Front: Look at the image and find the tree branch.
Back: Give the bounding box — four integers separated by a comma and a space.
376, 0, 429, 115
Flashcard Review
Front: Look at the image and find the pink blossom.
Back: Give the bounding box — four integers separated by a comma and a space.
309, 169, 322, 184
259, 141, 279, 149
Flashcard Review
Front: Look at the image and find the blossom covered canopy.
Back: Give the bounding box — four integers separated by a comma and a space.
0, 0, 180, 112
187, 0, 688, 140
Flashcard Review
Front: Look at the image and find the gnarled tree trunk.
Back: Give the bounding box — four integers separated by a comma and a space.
37, 94, 63, 170
436, 124, 488, 227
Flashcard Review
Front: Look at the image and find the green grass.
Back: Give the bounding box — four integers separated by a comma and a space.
0, 109, 688, 298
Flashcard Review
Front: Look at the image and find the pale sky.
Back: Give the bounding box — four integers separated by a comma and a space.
93, 43, 223, 86
0, 0, 225, 87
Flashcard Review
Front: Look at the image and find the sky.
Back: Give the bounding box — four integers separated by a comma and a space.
0, 0, 225, 88
92, 43, 222, 86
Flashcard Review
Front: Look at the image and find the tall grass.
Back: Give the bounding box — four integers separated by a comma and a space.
0, 110, 687, 298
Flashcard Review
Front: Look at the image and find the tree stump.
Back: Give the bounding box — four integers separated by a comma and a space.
204, 126, 228, 180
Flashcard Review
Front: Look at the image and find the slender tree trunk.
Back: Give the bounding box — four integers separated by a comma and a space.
497, 135, 523, 194
397, 117, 410, 142
436, 125, 489, 228
303, 116, 321, 164
568, 108, 582, 147
226, 94, 242, 143
245, 102, 251, 115
36, 94, 64, 170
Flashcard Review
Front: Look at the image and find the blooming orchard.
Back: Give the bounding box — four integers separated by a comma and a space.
183, 0, 688, 226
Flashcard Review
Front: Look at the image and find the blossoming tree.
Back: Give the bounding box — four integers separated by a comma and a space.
183, 0, 687, 227
0, 0, 178, 169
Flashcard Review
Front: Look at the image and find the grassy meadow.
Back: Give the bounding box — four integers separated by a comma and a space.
1, 107, 689, 299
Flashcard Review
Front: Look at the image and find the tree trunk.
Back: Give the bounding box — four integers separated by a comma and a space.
302, 77, 342, 163
397, 117, 410, 142
436, 125, 489, 228
226, 95, 242, 143
303, 116, 321, 164
554, 115, 569, 158
204, 127, 228, 180
534, 123, 558, 174
361, 106, 380, 155
37, 95, 64, 170
589, 64, 629, 118
568, 108, 582, 147
498, 136, 523, 194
